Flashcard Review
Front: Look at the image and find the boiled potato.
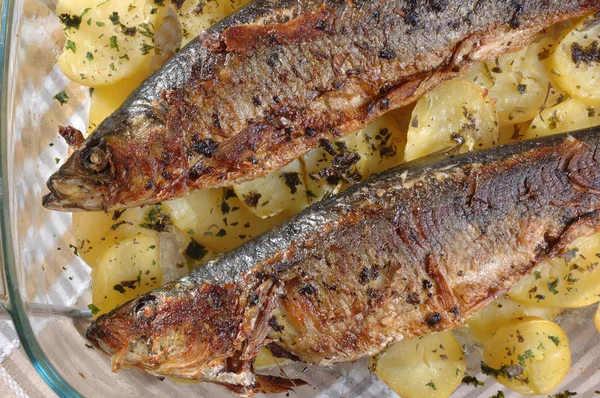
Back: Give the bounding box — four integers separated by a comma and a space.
551, 13, 600, 105
373, 331, 465, 398
524, 99, 600, 138
234, 160, 309, 218
302, 130, 369, 202
176, 0, 249, 46
162, 188, 288, 253
405, 80, 499, 161
302, 114, 405, 202
91, 235, 162, 316
56, 0, 169, 86
72, 207, 150, 269
483, 38, 558, 125
482, 317, 570, 395
508, 232, 600, 308
465, 295, 561, 344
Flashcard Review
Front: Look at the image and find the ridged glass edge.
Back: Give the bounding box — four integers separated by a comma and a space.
0, 1, 81, 397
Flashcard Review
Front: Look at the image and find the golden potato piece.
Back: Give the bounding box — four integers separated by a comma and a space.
162, 188, 288, 253
234, 160, 309, 218
91, 235, 162, 316
551, 13, 600, 106
465, 295, 561, 344
508, 232, 600, 308
524, 99, 600, 138
373, 331, 465, 398
405, 80, 499, 161
56, 0, 169, 87
482, 317, 570, 396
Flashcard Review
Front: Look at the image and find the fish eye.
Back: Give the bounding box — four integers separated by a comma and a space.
81, 142, 109, 173
133, 295, 157, 324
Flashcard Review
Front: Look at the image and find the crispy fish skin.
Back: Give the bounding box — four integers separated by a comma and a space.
87, 128, 600, 394
43, 0, 599, 211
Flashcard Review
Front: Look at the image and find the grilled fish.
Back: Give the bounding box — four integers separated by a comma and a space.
42, 0, 599, 211
87, 128, 600, 395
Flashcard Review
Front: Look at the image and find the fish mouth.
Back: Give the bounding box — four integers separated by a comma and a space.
43, 173, 109, 211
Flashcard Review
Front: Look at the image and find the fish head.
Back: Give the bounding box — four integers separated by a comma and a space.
43, 132, 115, 211
86, 279, 255, 387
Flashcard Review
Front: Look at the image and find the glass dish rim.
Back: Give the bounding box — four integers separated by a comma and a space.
0, 1, 81, 396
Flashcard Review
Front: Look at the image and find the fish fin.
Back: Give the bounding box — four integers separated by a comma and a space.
240, 282, 282, 361
255, 374, 307, 394
58, 126, 85, 150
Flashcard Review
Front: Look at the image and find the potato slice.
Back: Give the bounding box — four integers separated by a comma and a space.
91, 235, 162, 316
508, 232, 600, 308
482, 317, 570, 396
72, 207, 150, 269
551, 13, 600, 105
465, 295, 561, 344
175, 0, 249, 46
373, 331, 465, 398
162, 188, 287, 253
405, 80, 499, 161
484, 38, 558, 125
56, 0, 169, 87
524, 99, 600, 138
234, 160, 309, 218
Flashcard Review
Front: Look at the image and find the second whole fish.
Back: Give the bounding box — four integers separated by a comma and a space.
42, 0, 600, 211
87, 127, 600, 395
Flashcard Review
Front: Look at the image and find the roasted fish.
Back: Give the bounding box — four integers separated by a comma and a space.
42, 0, 599, 211
87, 128, 600, 395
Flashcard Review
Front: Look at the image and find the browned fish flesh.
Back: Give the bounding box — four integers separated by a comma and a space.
42, 0, 600, 211
86, 127, 600, 395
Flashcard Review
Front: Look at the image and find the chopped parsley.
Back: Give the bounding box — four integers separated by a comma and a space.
86, 51, 94, 61
461, 374, 484, 387
184, 240, 208, 261
517, 349, 535, 365
109, 11, 120, 25
84, 343, 95, 350
280, 171, 302, 194
140, 43, 159, 55
547, 277, 560, 295
109, 35, 119, 51
58, 13, 82, 32
548, 335, 561, 347
216, 228, 227, 237
138, 22, 154, 38
490, 392, 505, 398
87, 304, 100, 315
65, 40, 77, 53
533, 270, 542, 280
425, 381, 437, 391
481, 361, 528, 383
140, 205, 171, 232
113, 284, 125, 293
550, 391, 577, 398
55, 158, 61, 164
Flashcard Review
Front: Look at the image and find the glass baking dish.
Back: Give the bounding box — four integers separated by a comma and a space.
1, 0, 599, 397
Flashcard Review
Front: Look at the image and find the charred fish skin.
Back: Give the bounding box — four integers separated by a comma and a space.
43, 1, 600, 211
87, 128, 600, 394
